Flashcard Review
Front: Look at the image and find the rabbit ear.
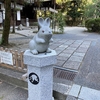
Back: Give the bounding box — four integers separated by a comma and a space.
38, 17, 44, 27
44, 18, 50, 27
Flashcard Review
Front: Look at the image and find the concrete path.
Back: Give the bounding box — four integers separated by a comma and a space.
0, 27, 100, 100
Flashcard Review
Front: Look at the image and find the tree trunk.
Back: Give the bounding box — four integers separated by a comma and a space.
12, 0, 16, 33
1, 0, 11, 45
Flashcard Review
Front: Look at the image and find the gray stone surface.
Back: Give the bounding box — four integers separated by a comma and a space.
53, 83, 71, 95
69, 84, 81, 97
3, 87, 28, 100
72, 52, 85, 57
55, 47, 65, 51
58, 53, 71, 58
74, 40, 100, 90
66, 95, 77, 100
75, 47, 88, 53
0, 81, 15, 98
63, 61, 81, 70
57, 56, 69, 61
55, 60, 65, 67
24, 49, 57, 100
68, 56, 83, 62
63, 49, 74, 54
0, 80, 28, 100
24, 49, 57, 67
79, 86, 100, 100
67, 47, 77, 51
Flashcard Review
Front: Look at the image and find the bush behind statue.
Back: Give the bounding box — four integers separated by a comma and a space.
85, 18, 100, 32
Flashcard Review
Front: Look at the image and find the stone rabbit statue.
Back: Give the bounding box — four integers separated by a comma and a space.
29, 17, 53, 55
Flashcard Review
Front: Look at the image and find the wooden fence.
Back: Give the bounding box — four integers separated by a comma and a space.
0, 47, 27, 72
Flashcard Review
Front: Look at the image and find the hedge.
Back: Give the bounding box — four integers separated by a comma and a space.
85, 18, 100, 32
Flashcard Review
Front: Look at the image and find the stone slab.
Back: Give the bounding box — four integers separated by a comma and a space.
69, 56, 83, 62
63, 49, 74, 54
57, 56, 69, 61
55, 60, 65, 67
55, 47, 65, 51
69, 84, 81, 97
65, 40, 75, 44
72, 52, 85, 57
63, 60, 81, 70
69, 44, 80, 48
79, 44, 90, 48
74, 40, 83, 44
58, 53, 71, 58
76, 47, 88, 53
79, 87, 100, 100
82, 41, 91, 45
59, 45, 68, 48
67, 47, 77, 51
56, 50, 62, 55
49, 45, 59, 49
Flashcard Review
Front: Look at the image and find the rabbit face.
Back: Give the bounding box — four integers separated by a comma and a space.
38, 26, 52, 38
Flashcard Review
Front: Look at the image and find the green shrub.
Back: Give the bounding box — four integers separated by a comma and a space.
85, 18, 100, 32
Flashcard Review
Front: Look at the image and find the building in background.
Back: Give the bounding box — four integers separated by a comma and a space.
22, 0, 60, 26
0, 0, 60, 26
0, 0, 24, 26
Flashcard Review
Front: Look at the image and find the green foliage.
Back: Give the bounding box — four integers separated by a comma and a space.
84, 4, 95, 19
84, 0, 100, 19
95, 1, 100, 18
50, 11, 65, 34
65, 0, 87, 26
85, 18, 100, 32
56, 12, 65, 33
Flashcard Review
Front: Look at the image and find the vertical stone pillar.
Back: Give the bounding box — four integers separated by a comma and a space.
24, 50, 57, 100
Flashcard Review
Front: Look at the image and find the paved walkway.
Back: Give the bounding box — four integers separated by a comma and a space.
0, 27, 100, 100
50, 39, 91, 71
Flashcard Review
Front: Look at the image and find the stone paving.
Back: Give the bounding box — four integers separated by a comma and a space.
0, 80, 28, 100
50, 39, 91, 71
67, 84, 100, 100
9, 38, 91, 71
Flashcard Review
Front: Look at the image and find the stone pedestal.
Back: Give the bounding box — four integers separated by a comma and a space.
24, 50, 57, 100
